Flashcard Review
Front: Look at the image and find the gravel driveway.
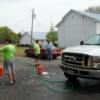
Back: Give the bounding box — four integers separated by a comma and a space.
1, 57, 100, 100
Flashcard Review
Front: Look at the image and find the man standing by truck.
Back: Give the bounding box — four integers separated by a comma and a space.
0, 39, 16, 85
46, 40, 52, 61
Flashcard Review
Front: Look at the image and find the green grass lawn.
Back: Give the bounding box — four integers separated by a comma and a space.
0, 44, 28, 64
16, 46, 28, 57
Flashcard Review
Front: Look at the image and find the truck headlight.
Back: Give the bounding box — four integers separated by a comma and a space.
92, 56, 100, 69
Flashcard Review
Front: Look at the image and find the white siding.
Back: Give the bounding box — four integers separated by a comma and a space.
20, 34, 34, 45
96, 23, 100, 34
57, 11, 96, 48
81, 16, 96, 38
58, 21, 65, 48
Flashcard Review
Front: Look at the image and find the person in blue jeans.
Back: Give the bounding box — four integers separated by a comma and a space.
46, 40, 52, 60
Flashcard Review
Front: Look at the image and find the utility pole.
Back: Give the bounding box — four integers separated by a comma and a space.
31, 8, 35, 46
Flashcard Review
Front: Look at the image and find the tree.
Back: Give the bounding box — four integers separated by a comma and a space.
17, 32, 22, 39
85, 5, 100, 14
0, 26, 18, 43
46, 25, 58, 43
17, 32, 23, 45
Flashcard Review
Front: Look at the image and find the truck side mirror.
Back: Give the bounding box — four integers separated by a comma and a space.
80, 41, 84, 45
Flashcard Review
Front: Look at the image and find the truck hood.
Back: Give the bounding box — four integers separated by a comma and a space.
63, 45, 100, 56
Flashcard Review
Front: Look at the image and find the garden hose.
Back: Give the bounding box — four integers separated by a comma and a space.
32, 65, 74, 93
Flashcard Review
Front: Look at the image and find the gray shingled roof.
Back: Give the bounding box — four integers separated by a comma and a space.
78, 11, 100, 21
56, 9, 100, 26
23, 32, 47, 40
32, 32, 47, 40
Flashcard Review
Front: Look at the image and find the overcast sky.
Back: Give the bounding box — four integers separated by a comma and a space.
0, 0, 100, 33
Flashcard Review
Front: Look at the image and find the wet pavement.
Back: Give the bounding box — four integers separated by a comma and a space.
0, 57, 100, 100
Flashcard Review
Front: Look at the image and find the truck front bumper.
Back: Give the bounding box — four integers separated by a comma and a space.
60, 64, 100, 79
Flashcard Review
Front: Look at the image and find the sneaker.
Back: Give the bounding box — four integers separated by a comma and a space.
5, 81, 14, 86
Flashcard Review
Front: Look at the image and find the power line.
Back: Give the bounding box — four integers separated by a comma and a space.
35, 18, 49, 32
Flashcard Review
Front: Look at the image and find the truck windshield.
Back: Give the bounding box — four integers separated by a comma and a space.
85, 34, 100, 45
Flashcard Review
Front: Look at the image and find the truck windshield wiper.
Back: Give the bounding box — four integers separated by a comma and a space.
84, 43, 93, 45
85, 43, 100, 45
95, 44, 100, 45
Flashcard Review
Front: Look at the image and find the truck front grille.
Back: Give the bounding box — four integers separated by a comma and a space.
62, 53, 91, 68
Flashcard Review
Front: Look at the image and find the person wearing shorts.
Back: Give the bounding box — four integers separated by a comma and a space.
0, 39, 16, 85
33, 40, 40, 67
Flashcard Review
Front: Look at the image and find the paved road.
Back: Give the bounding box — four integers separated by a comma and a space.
0, 57, 100, 100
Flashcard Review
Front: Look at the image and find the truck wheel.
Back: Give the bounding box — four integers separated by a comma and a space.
64, 72, 77, 81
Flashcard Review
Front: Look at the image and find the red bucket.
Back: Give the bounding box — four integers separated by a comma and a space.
36, 65, 44, 75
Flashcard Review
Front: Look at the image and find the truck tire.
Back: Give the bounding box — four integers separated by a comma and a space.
64, 72, 77, 81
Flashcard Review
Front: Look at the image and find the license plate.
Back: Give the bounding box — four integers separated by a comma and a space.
67, 69, 74, 75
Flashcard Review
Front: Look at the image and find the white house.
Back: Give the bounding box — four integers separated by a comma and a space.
19, 32, 47, 46
56, 9, 100, 48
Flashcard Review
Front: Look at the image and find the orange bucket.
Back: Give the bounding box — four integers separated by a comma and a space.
0, 65, 4, 76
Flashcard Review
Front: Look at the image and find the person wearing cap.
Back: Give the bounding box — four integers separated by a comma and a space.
0, 39, 16, 85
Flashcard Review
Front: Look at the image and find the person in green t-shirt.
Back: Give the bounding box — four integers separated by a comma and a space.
0, 39, 16, 85
33, 40, 40, 66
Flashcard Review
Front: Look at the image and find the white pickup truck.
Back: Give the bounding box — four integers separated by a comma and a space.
60, 34, 100, 80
